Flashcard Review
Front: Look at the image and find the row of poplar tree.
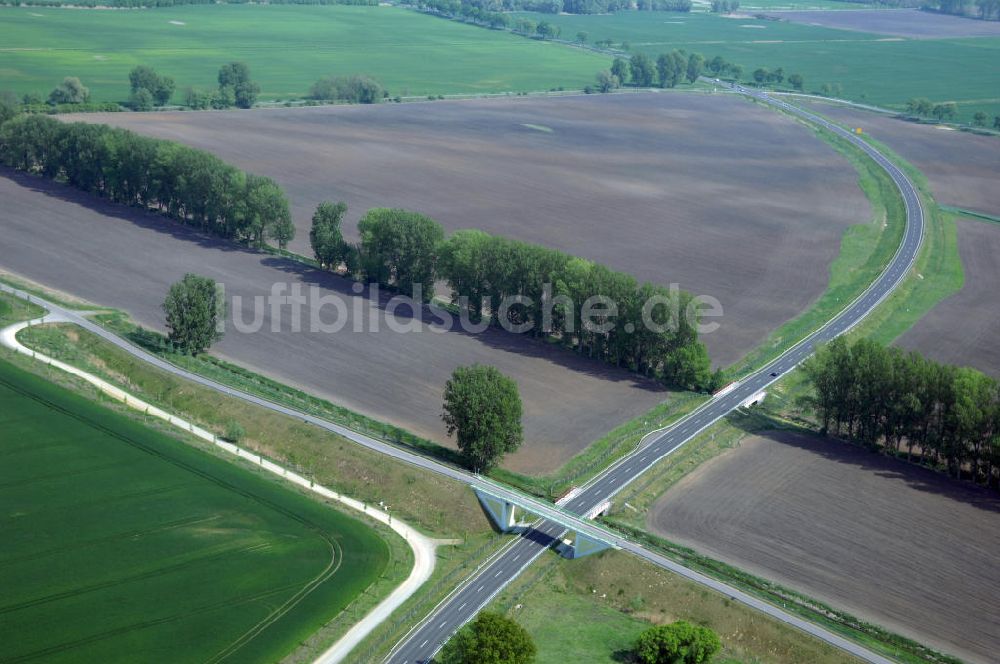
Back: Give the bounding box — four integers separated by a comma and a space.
311, 206, 719, 391
804, 336, 1000, 489
0, 115, 295, 248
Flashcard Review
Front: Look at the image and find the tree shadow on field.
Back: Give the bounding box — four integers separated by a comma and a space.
259, 255, 669, 394
611, 648, 636, 663
732, 423, 1000, 514
1, 167, 255, 257
2, 166, 665, 394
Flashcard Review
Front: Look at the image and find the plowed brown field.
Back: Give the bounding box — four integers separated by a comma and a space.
647, 430, 1000, 663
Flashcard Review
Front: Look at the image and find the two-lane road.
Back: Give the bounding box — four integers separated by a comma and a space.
386, 88, 923, 664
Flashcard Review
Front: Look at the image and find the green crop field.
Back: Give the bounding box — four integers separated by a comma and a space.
0, 356, 390, 663
518, 10, 1000, 119
0, 4, 607, 102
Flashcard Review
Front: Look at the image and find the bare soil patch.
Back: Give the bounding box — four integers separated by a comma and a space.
647, 430, 1000, 664
897, 218, 1000, 376
71, 93, 869, 367
803, 99, 1000, 216
0, 169, 668, 475
766, 8, 1000, 39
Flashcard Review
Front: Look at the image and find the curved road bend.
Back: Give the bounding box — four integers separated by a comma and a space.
386, 89, 924, 664
0, 89, 921, 664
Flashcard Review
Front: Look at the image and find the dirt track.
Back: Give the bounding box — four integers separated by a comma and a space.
0, 169, 669, 474
801, 100, 1000, 217
71, 93, 869, 367
897, 219, 1000, 377
647, 430, 1000, 664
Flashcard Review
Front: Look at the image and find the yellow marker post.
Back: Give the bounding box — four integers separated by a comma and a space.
855, 127, 863, 134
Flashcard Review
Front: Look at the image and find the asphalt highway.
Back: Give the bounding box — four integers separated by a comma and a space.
385, 88, 923, 664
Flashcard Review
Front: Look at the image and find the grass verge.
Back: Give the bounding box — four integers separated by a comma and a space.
0, 290, 45, 324
0, 271, 104, 311
726, 111, 906, 378
489, 549, 862, 664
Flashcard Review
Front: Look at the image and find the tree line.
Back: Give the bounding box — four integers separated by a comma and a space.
309, 74, 387, 103
0, 114, 295, 248
589, 52, 807, 94
906, 97, 1000, 127
8, 62, 389, 112
438, 227, 716, 389
309, 204, 718, 391
804, 336, 1000, 489
752, 67, 805, 91
403, 0, 690, 18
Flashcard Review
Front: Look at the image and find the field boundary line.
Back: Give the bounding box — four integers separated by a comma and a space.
0, 304, 437, 664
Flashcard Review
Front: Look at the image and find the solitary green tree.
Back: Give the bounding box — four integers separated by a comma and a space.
163, 273, 223, 354
788, 73, 804, 91
438, 612, 536, 664
129, 65, 175, 106
972, 111, 988, 127
634, 621, 721, 664
442, 365, 523, 472
310, 201, 348, 269
218, 62, 259, 109
48, 77, 89, 104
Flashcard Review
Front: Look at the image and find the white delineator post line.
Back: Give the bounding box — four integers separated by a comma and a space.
1, 313, 438, 664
